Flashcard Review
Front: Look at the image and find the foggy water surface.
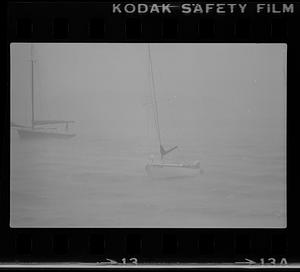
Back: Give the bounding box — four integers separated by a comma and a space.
10, 131, 286, 228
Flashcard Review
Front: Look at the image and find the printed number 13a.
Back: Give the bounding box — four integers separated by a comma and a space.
260, 258, 288, 265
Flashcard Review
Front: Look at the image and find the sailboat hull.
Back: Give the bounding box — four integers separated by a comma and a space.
145, 163, 201, 179
17, 128, 75, 139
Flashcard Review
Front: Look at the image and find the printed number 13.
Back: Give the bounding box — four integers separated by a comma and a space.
122, 258, 138, 264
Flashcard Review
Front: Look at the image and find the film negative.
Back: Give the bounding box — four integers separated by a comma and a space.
1, 0, 299, 269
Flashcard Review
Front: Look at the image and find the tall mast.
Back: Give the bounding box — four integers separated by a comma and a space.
147, 44, 162, 146
147, 44, 178, 159
30, 44, 35, 129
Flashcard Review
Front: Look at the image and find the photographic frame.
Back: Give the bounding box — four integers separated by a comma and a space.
1, 0, 299, 269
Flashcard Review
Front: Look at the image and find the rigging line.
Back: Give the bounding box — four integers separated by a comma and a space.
147, 43, 162, 147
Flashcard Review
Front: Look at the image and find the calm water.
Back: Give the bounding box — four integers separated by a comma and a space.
10, 131, 286, 228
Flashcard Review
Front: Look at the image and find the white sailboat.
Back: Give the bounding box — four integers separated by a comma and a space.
145, 44, 201, 179
11, 45, 76, 139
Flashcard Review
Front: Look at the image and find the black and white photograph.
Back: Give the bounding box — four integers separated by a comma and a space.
10, 43, 286, 228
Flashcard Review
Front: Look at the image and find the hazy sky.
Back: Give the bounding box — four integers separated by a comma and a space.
11, 43, 286, 147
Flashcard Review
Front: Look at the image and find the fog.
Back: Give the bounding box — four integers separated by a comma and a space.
11, 43, 286, 145
10, 43, 286, 228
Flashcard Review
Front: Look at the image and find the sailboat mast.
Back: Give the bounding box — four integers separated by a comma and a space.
30, 44, 35, 129
147, 44, 178, 160
148, 44, 162, 146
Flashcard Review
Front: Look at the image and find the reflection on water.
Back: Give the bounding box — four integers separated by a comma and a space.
10, 131, 286, 228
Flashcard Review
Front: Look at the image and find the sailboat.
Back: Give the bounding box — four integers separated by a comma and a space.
11, 45, 76, 139
145, 44, 201, 179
